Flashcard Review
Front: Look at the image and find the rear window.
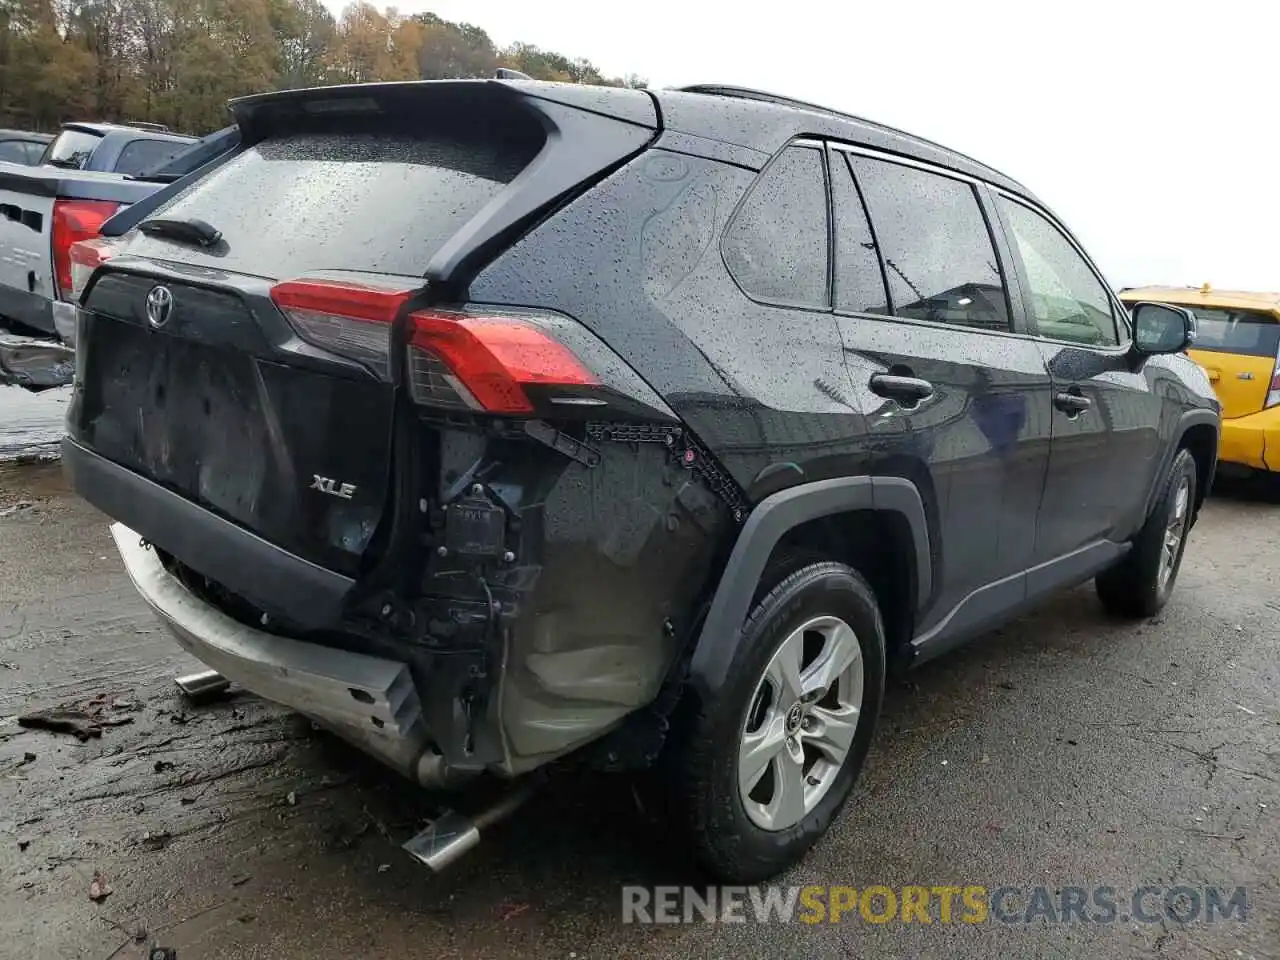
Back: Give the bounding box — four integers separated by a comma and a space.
114, 138, 187, 176
42, 128, 103, 169
127, 131, 535, 280
1185, 307, 1280, 358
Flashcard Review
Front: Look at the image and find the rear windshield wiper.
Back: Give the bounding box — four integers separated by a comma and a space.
137, 216, 222, 248
125, 173, 183, 184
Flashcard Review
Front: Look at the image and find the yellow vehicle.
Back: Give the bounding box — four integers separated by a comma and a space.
1121, 285, 1280, 476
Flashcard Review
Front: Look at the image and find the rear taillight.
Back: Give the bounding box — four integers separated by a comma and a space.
268, 276, 600, 414
1267, 332, 1280, 409
51, 199, 120, 301
68, 237, 124, 302
405, 311, 597, 413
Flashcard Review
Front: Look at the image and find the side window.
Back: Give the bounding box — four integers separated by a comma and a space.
850, 155, 1010, 332
830, 152, 890, 315
22, 142, 46, 164
114, 139, 184, 177
998, 197, 1118, 346
722, 145, 829, 308
0, 141, 29, 164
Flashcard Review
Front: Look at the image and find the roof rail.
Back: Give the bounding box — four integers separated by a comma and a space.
495, 68, 535, 81
673, 84, 1014, 184
121, 121, 171, 133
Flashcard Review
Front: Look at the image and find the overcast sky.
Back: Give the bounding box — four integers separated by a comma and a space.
326, 0, 1279, 292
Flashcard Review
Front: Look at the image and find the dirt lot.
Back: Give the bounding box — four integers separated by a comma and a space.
1, 459, 1278, 960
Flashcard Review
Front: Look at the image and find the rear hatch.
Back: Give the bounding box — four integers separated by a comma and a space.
1184, 306, 1280, 418
67, 80, 656, 619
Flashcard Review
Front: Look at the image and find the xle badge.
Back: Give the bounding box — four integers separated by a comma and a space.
311, 475, 356, 500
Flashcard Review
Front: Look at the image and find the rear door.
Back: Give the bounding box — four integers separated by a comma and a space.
1183, 307, 1280, 418
830, 148, 1054, 632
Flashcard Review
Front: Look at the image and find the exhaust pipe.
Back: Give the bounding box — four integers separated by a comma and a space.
174, 668, 231, 700
402, 782, 535, 872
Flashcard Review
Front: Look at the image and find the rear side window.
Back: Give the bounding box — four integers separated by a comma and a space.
851, 156, 1010, 332
114, 139, 186, 176
999, 197, 1118, 347
128, 131, 536, 280
42, 128, 103, 169
1183, 307, 1280, 357
722, 145, 829, 308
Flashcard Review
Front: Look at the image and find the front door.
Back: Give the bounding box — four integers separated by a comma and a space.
993, 193, 1164, 561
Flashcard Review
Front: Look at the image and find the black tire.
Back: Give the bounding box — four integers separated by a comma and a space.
1096, 448, 1198, 618
671, 561, 886, 883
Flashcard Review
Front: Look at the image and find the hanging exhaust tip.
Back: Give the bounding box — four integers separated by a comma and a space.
402, 782, 536, 873
174, 668, 231, 701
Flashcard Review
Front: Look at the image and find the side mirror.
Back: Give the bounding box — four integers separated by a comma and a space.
1130, 301, 1195, 355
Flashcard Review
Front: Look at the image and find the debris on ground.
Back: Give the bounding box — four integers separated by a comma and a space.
154, 760, 175, 773
500, 902, 531, 921
19, 751, 36, 765
88, 870, 113, 902
17, 693, 139, 741
0, 500, 33, 518
17, 838, 30, 851
141, 831, 172, 851
18, 708, 106, 741
0, 659, 18, 669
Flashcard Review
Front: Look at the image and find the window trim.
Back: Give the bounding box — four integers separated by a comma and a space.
825, 143, 895, 316
719, 139, 834, 313
834, 144, 1018, 337
992, 188, 1131, 352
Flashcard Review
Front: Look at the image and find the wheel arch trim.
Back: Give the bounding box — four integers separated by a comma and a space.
1146, 408, 1219, 520
686, 475, 931, 700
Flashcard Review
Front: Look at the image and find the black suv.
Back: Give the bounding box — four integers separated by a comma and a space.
62, 79, 1220, 883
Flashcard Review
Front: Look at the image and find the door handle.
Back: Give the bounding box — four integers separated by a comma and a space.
870, 374, 934, 403
1053, 390, 1093, 415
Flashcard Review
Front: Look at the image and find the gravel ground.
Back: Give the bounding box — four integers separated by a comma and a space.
1, 461, 1277, 960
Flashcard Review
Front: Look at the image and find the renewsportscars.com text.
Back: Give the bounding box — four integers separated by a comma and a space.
621, 884, 1248, 925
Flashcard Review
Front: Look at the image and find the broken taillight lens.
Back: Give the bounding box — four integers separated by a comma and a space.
51, 199, 121, 301
268, 276, 598, 414
67, 236, 125, 303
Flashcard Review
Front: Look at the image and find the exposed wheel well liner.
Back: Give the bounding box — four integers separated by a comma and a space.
686, 475, 930, 700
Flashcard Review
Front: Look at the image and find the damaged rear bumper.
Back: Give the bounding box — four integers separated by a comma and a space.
109, 523, 456, 787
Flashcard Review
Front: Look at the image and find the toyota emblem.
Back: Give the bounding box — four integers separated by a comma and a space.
145, 285, 173, 328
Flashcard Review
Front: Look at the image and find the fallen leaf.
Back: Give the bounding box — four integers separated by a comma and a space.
88, 871, 112, 902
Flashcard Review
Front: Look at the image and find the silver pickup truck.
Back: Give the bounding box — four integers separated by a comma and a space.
0, 123, 235, 387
